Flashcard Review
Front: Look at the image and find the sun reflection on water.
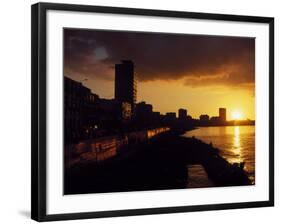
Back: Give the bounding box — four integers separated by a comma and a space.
184, 125, 255, 183
232, 126, 242, 163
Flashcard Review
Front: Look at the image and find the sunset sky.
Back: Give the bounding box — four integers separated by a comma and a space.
64, 29, 255, 120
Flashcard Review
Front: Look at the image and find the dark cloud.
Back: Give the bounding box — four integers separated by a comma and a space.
64, 29, 255, 87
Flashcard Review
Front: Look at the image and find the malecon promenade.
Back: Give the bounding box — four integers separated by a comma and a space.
64, 128, 251, 194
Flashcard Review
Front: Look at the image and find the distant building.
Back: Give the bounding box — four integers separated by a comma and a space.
178, 109, 187, 120
200, 114, 209, 122
136, 102, 153, 117
219, 108, 226, 122
152, 111, 160, 117
186, 115, 193, 121
164, 112, 177, 125
98, 98, 132, 123
152, 111, 161, 123
166, 112, 176, 118
115, 60, 137, 109
210, 116, 220, 123
135, 101, 153, 126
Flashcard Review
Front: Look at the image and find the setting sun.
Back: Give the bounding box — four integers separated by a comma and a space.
231, 111, 242, 120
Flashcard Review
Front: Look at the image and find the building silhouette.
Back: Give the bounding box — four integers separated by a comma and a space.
164, 112, 177, 125
200, 114, 209, 122
219, 108, 226, 122
64, 76, 97, 143
115, 60, 137, 108
136, 102, 153, 117
178, 109, 187, 120
166, 112, 176, 119
64, 76, 135, 143
97, 98, 132, 127
135, 101, 153, 127
210, 116, 220, 123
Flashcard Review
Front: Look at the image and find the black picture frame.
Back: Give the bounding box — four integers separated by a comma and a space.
31, 2, 274, 222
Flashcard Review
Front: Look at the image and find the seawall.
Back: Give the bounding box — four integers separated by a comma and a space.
64, 131, 252, 194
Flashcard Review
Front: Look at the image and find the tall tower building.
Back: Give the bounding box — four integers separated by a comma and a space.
219, 108, 226, 122
115, 60, 137, 107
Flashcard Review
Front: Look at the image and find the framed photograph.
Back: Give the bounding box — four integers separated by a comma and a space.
31, 2, 274, 222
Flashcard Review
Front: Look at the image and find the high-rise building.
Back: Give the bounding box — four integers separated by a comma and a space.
219, 108, 226, 122
178, 108, 187, 120
115, 60, 137, 107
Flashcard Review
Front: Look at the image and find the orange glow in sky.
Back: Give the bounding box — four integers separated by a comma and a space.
137, 79, 254, 120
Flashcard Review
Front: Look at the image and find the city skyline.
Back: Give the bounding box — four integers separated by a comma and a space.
64, 74, 252, 122
64, 29, 255, 120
